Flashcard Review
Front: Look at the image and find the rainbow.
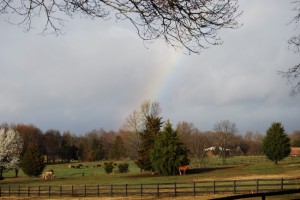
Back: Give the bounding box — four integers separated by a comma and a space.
141, 49, 185, 103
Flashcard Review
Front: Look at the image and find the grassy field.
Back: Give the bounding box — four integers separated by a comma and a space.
1, 156, 300, 199
1, 156, 300, 185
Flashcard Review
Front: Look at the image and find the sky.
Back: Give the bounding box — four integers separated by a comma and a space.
0, 0, 299, 135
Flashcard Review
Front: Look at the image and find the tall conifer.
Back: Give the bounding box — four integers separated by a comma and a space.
135, 115, 162, 171
263, 122, 291, 164
150, 121, 189, 175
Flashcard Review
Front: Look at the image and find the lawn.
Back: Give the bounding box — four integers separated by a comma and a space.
1, 156, 300, 186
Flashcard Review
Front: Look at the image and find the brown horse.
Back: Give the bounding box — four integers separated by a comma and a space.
178, 165, 189, 175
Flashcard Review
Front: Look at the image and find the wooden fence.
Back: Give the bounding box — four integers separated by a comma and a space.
0, 178, 299, 198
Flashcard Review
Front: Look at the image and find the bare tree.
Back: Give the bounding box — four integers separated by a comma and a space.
176, 121, 197, 150
213, 119, 237, 165
0, 0, 241, 53
279, 0, 300, 95
122, 100, 161, 159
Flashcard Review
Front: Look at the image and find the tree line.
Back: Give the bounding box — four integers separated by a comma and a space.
0, 100, 299, 178
0, 100, 299, 164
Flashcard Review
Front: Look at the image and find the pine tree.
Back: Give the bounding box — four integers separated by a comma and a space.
150, 121, 189, 175
21, 143, 45, 177
263, 122, 291, 164
135, 115, 162, 172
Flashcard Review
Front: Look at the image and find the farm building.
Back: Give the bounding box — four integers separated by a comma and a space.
290, 147, 300, 156
204, 146, 231, 157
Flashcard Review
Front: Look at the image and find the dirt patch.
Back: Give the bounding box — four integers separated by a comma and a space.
126, 172, 161, 178
193, 173, 300, 182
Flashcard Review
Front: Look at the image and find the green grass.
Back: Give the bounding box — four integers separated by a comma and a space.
1, 156, 300, 187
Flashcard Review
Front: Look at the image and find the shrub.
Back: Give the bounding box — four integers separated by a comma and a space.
118, 162, 129, 173
104, 162, 114, 174
21, 143, 45, 177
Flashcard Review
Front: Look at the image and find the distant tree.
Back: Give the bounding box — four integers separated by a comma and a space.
88, 131, 104, 161
44, 129, 62, 163
58, 131, 79, 162
289, 130, 300, 147
0, 0, 241, 54
99, 130, 116, 159
176, 121, 198, 156
279, 0, 300, 95
213, 120, 238, 165
59, 145, 78, 162
13, 124, 44, 156
110, 135, 126, 160
0, 129, 23, 180
150, 121, 189, 175
21, 143, 45, 177
135, 115, 162, 172
263, 122, 291, 164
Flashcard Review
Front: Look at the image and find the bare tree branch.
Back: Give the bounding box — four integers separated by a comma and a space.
0, 0, 241, 53
279, 0, 300, 95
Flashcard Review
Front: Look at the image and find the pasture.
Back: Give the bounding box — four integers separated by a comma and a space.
1, 156, 300, 199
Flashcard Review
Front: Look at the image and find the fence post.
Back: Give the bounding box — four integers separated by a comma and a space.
28, 186, 30, 196
125, 184, 128, 196
97, 185, 99, 197
281, 178, 284, 191
193, 182, 196, 196
60, 186, 62, 197
8, 186, 10, 196
110, 184, 113, 197
71, 185, 73, 196
233, 180, 236, 194
84, 185, 87, 197
256, 179, 259, 193
38, 186, 40, 196
48, 186, 51, 197
140, 184, 143, 197
213, 181, 216, 194
157, 183, 160, 198
18, 186, 20, 196
174, 182, 177, 197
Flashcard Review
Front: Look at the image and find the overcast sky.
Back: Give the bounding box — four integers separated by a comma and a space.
0, 0, 299, 135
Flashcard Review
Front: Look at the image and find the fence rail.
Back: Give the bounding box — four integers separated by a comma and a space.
1, 178, 299, 198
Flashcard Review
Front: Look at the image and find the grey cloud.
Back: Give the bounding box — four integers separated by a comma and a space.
0, 0, 299, 134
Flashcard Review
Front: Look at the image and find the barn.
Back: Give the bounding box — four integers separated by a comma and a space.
290, 147, 300, 157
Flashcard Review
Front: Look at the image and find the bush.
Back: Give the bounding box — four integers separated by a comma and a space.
118, 162, 129, 173
104, 162, 114, 174
21, 143, 45, 177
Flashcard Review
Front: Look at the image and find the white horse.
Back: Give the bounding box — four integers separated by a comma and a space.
42, 170, 54, 180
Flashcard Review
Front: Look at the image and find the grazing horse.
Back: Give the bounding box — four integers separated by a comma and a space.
178, 165, 189, 175
42, 170, 54, 180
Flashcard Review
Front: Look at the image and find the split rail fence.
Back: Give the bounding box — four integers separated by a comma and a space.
0, 178, 299, 198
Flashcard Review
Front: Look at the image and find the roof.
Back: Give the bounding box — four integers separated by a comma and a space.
290, 147, 300, 156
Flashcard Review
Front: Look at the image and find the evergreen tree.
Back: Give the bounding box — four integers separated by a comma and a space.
21, 143, 45, 177
135, 115, 162, 171
150, 121, 189, 175
263, 122, 291, 164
